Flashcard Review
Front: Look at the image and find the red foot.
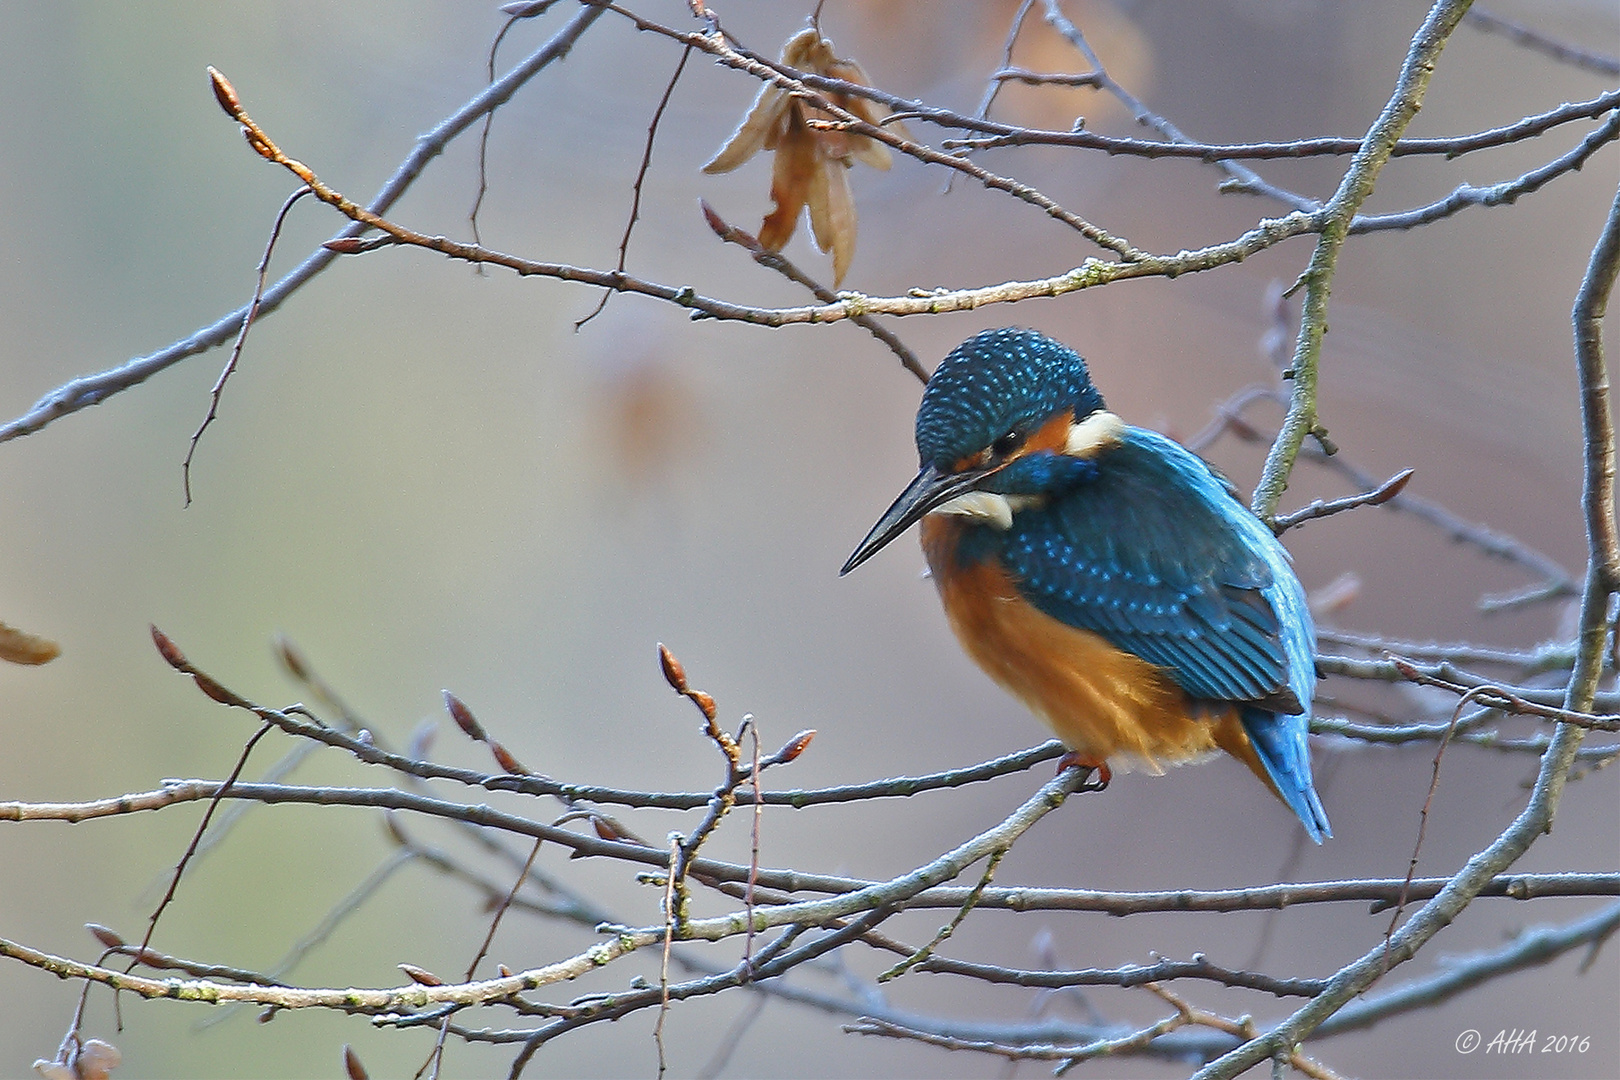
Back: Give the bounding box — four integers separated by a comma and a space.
1056, 752, 1110, 789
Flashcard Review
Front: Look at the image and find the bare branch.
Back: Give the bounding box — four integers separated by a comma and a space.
0, 2, 605, 446
1272, 468, 1412, 534
1466, 7, 1620, 76
1252, 0, 1474, 522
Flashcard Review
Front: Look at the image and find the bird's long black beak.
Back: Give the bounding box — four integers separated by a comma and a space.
840, 463, 990, 575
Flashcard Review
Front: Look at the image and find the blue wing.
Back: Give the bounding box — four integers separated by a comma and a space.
996, 428, 1329, 840
999, 428, 1310, 710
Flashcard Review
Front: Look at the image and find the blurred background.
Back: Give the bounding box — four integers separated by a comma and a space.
1, 2, 1616, 1077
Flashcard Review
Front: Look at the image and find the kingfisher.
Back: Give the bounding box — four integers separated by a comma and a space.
842, 328, 1330, 841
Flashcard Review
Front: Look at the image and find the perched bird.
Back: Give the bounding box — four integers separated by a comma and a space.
842, 328, 1330, 841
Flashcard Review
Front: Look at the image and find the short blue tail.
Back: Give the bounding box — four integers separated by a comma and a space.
1241, 706, 1331, 843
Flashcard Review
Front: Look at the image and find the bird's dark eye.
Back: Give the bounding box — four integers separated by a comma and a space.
991, 430, 1025, 458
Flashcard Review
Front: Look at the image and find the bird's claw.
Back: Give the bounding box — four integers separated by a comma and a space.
1057, 751, 1111, 791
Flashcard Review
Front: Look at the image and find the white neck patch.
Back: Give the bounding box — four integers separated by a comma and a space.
931, 491, 1045, 530
1064, 410, 1125, 459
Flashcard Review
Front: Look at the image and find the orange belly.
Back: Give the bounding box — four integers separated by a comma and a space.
921, 517, 1262, 777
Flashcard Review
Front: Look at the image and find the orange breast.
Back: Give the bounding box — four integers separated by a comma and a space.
921, 516, 1258, 776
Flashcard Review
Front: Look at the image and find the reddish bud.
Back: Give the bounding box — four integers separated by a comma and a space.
399, 963, 444, 986
207, 66, 241, 118
245, 130, 276, 161
690, 690, 717, 722
699, 199, 728, 237
323, 237, 366, 255
658, 643, 688, 693
274, 635, 309, 681
342, 1045, 370, 1080
87, 923, 126, 949
492, 743, 529, 776
776, 729, 817, 763
192, 672, 235, 705
1372, 469, 1414, 505
443, 691, 486, 741
498, 963, 514, 977
592, 817, 623, 841
699, 199, 760, 247
150, 625, 188, 671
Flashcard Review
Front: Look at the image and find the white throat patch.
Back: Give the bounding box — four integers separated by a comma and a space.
930, 491, 1043, 531
1064, 410, 1126, 458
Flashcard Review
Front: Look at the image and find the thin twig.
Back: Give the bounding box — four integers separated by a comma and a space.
182, 186, 309, 506
937, 89, 1620, 161
1271, 468, 1412, 534
125, 720, 275, 979
1039, 0, 1312, 211
1386, 655, 1620, 730
952, 0, 1037, 190
469, 5, 552, 247
1466, 6, 1620, 75
879, 849, 1004, 981
699, 201, 926, 381
655, 834, 679, 1080
576, 42, 692, 329
1381, 686, 1491, 977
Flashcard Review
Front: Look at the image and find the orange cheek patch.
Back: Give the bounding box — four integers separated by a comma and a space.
951, 447, 993, 473
1022, 411, 1076, 455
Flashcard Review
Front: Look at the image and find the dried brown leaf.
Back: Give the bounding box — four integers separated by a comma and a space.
805, 154, 856, 285
76, 1042, 121, 1080
36, 1040, 124, 1080
0, 621, 59, 666
703, 26, 896, 286
781, 26, 834, 71
702, 83, 790, 174
759, 114, 817, 252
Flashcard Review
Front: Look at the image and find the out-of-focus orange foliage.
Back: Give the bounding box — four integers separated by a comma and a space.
703, 27, 902, 285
